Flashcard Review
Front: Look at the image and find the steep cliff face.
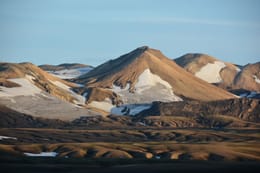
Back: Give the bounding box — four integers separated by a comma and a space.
137, 98, 260, 122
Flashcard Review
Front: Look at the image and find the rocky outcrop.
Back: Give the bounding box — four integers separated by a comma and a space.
138, 98, 260, 122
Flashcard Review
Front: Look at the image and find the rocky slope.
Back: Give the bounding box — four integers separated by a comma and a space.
137, 98, 260, 123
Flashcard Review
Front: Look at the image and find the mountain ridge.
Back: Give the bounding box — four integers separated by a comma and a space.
75, 46, 235, 108
174, 53, 260, 92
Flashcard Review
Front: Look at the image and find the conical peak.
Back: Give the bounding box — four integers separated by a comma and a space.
118, 46, 152, 63
137, 46, 149, 51
183, 53, 204, 59
130, 46, 164, 61
129, 46, 151, 57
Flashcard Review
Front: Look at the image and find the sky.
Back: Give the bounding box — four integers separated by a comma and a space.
0, 0, 260, 66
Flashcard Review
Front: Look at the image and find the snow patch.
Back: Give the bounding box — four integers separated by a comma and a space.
111, 104, 151, 116
109, 69, 182, 104
235, 67, 241, 72
138, 122, 147, 126
48, 67, 93, 79
155, 156, 161, 159
112, 83, 130, 92
83, 91, 88, 97
0, 78, 42, 97
134, 69, 182, 101
0, 135, 17, 140
50, 81, 85, 105
239, 91, 259, 98
88, 98, 114, 112
195, 61, 226, 83
24, 152, 58, 157
239, 93, 249, 97
247, 92, 258, 98
25, 74, 36, 82
135, 69, 172, 93
253, 75, 260, 84
50, 80, 70, 90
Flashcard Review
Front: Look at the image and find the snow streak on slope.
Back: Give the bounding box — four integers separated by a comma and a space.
88, 98, 114, 112
195, 61, 226, 83
253, 75, 260, 84
0, 135, 17, 140
89, 99, 151, 115
48, 67, 93, 79
0, 75, 42, 97
24, 152, 58, 157
111, 104, 151, 116
50, 80, 86, 105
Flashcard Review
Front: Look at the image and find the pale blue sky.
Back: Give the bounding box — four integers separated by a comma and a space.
0, 0, 259, 66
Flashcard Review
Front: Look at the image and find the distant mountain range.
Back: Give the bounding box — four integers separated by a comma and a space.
39, 63, 93, 79
0, 46, 259, 125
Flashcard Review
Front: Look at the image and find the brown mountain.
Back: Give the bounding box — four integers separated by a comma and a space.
0, 62, 78, 103
0, 62, 98, 120
233, 62, 260, 91
75, 46, 235, 110
174, 54, 260, 92
174, 53, 240, 89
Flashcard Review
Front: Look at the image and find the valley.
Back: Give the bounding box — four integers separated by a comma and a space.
0, 128, 259, 173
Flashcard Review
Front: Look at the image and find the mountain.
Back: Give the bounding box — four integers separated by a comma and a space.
233, 62, 260, 91
39, 63, 93, 79
174, 53, 240, 88
74, 46, 236, 114
174, 54, 260, 93
39, 63, 90, 71
0, 62, 97, 120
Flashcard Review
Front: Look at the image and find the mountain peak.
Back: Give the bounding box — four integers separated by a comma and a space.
75, 47, 235, 109
137, 45, 149, 51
